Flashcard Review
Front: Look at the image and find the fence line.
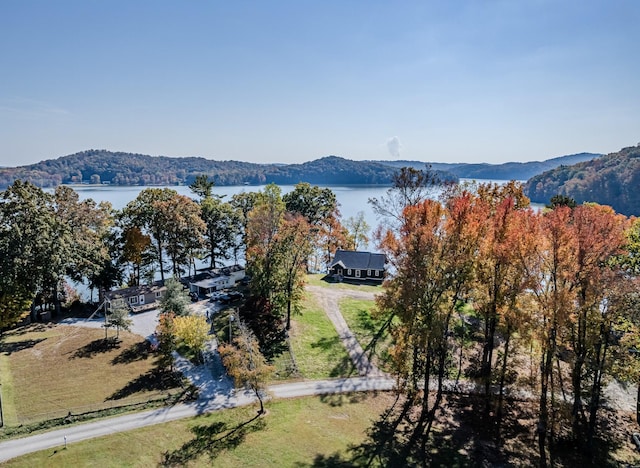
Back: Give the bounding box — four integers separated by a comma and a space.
14, 390, 182, 426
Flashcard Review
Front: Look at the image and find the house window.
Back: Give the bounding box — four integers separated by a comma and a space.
355, 270, 361, 278
347, 269, 352, 275
367, 269, 371, 277
155, 291, 162, 298
375, 270, 379, 277
128, 296, 138, 304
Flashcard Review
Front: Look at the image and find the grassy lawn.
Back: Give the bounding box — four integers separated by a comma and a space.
0, 323, 182, 426
287, 294, 352, 379
306, 273, 382, 294
212, 298, 351, 381
339, 298, 393, 372
3, 392, 394, 467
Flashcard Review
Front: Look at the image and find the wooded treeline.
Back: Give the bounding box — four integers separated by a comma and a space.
360, 180, 640, 466
381, 152, 601, 181
525, 144, 640, 216
0, 150, 456, 189
0, 176, 367, 331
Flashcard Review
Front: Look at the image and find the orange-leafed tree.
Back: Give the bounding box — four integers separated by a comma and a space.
530, 205, 576, 467
371, 191, 484, 465
471, 182, 534, 416
564, 204, 629, 444
219, 321, 274, 414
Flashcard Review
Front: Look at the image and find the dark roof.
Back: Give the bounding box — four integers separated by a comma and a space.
105, 281, 165, 301
329, 250, 386, 270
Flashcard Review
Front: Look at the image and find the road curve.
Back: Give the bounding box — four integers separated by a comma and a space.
0, 376, 394, 463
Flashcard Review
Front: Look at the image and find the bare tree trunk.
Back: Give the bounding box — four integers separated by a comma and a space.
496, 328, 512, 444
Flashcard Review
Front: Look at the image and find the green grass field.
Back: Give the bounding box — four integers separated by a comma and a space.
3, 393, 395, 467
0, 323, 183, 426
287, 294, 352, 379
339, 298, 393, 372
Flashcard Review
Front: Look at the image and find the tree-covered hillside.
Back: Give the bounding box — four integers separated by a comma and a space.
524, 145, 640, 216
375, 152, 601, 181
0, 150, 457, 189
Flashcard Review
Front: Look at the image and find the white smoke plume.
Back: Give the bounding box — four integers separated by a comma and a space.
387, 136, 401, 159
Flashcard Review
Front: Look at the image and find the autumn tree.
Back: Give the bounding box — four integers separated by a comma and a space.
219, 321, 274, 414
317, 214, 350, 270
526, 206, 576, 466
230, 191, 259, 259
174, 315, 209, 364
272, 214, 313, 330
372, 191, 483, 465
120, 226, 153, 286
470, 182, 535, 420
283, 182, 341, 270
245, 184, 286, 301
155, 194, 205, 277
121, 188, 178, 282
564, 204, 629, 445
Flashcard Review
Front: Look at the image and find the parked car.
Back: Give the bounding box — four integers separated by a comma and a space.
218, 294, 232, 304
228, 291, 244, 301
208, 292, 223, 302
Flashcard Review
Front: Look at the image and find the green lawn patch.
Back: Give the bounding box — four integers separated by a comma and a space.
0, 323, 183, 426
288, 294, 352, 379
339, 298, 394, 372
3, 393, 395, 467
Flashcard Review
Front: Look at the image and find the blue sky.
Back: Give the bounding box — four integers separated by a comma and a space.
1, 1, 639, 166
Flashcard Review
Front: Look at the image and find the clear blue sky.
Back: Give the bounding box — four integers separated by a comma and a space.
1, 1, 639, 166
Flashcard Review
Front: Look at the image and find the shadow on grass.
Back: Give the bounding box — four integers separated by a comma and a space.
111, 340, 152, 365
160, 414, 266, 466
313, 393, 629, 467
309, 335, 362, 380
311, 336, 341, 352
0, 337, 46, 355
106, 368, 183, 400
319, 391, 371, 408
70, 337, 121, 359
4, 323, 51, 337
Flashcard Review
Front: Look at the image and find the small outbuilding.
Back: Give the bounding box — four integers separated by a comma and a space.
328, 249, 386, 283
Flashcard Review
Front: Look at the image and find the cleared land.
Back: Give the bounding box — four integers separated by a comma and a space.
0, 323, 183, 426
287, 293, 352, 379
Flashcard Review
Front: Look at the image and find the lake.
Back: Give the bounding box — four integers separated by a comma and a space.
59, 179, 527, 234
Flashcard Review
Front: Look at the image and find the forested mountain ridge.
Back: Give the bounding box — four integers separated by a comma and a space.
524, 145, 640, 216
0, 150, 457, 188
373, 152, 601, 180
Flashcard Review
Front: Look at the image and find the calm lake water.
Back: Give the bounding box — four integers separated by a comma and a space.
60, 179, 528, 232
